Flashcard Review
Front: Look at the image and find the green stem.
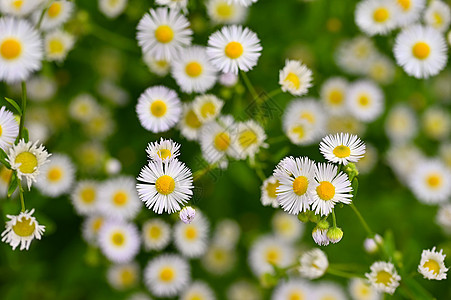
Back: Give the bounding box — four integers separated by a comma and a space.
89, 23, 139, 53
240, 71, 260, 102
265, 88, 282, 99
18, 179, 25, 212
36, 0, 53, 30
18, 82, 27, 141
331, 208, 337, 228
327, 267, 362, 279
193, 163, 218, 182
350, 203, 373, 237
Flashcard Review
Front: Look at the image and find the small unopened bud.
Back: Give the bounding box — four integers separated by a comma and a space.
326, 227, 343, 243
317, 219, 330, 230
298, 212, 309, 223
364, 234, 383, 254
105, 158, 121, 175
308, 211, 321, 223
219, 72, 238, 87
260, 272, 279, 288
179, 206, 196, 224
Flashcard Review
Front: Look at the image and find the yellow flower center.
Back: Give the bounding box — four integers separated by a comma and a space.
0, 168, 13, 183
329, 90, 343, 105
266, 248, 280, 264
0, 125, 2, 137
49, 39, 64, 54
189, 294, 203, 300
150, 100, 167, 117
15, 152, 38, 174
185, 61, 203, 77
111, 232, 125, 246
12, 217, 35, 237
200, 102, 216, 118
13, 0, 23, 9
375, 270, 392, 285
185, 109, 202, 128
149, 225, 161, 239
214, 132, 230, 151
397, 0, 410, 10
1, 38, 22, 60
156, 60, 168, 68
159, 267, 175, 282
185, 226, 197, 240
285, 72, 301, 89
224, 41, 243, 59
80, 187, 96, 204
155, 175, 175, 195
293, 176, 309, 196
47, 167, 63, 182
426, 173, 442, 189
292, 125, 305, 139
47, 2, 62, 18
412, 42, 430, 60
154, 25, 174, 44
113, 191, 128, 206
288, 292, 304, 300
434, 12, 443, 26
266, 180, 280, 198
358, 94, 370, 107
300, 112, 315, 124
213, 248, 225, 261
217, 3, 233, 17
316, 181, 335, 201
120, 269, 134, 286
423, 259, 440, 275
92, 218, 103, 232
333, 145, 351, 158
238, 129, 257, 149
373, 7, 389, 23
157, 149, 172, 160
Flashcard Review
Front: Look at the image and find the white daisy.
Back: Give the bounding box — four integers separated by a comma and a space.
142, 218, 171, 251
179, 102, 204, 141
365, 261, 401, 295
349, 277, 381, 300
136, 158, 193, 214
312, 221, 330, 246
394, 0, 425, 26
207, 0, 248, 24
285, 119, 317, 146
367, 54, 395, 85
35, 0, 74, 31
0, 106, 19, 151
201, 244, 236, 275
436, 204, 451, 234
385, 104, 418, 144
137, 7, 192, 61
233, 120, 267, 160
98, 176, 142, 220
35, 153, 75, 197
0, 0, 44, 17
179, 206, 196, 224
408, 159, 451, 204
273, 156, 317, 215
346, 80, 384, 123
1, 208, 45, 251
279, 59, 313, 96
271, 211, 304, 243
97, 79, 129, 106
44, 29, 75, 62
107, 262, 139, 290
386, 144, 424, 185
313, 282, 348, 300
310, 163, 353, 216
355, 0, 400, 36
181, 281, 215, 300
69, 94, 100, 123
171, 46, 218, 93
27, 75, 57, 102
272, 279, 312, 300
211, 219, 240, 249
227, 0, 257, 7
174, 210, 210, 258
146, 138, 180, 163
206, 25, 262, 74
298, 248, 329, 279
424, 0, 451, 32
143, 53, 171, 77
136, 85, 182, 133
143, 254, 190, 298
326, 114, 366, 139
422, 106, 451, 140
319, 133, 366, 165
418, 247, 448, 280
156, 0, 188, 11
71, 180, 99, 216
99, 0, 128, 19
7, 139, 50, 190
260, 176, 280, 208
320, 77, 348, 116
336, 36, 377, 75
227, 280, 261, 300
394, 25, 448, 79
98, 220, 141, 263
248, 235, 294, 276
0, 166, 13, 196
0, 17, 43, 83
81, 215, 105, 246
193, 94, 224, 123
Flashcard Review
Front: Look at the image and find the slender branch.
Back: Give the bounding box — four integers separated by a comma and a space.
18, 82, 27, 141
240, 71, 260, 102
332, 208, 337, 228
18, 178, 25, 212
350, 203, 373, 237
327, 267, 363, 279
193, 163, 218, 182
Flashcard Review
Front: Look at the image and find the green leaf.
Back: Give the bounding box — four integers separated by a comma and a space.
7, 172, 18, 198
0, 148, 11, 169
3, 97, 22, 116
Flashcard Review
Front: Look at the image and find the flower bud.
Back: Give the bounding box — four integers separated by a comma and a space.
327, 227, 343, 243
179, 206, 196, 224
298, 212, 309, 223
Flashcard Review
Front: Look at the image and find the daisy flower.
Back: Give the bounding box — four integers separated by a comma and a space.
233, 120, 267, 160
44, 30, 75, 62
367, 54, 395, 85
0, 17, 43, 83
336, 36, 377, 75
142, 218, 171, 251
179, 103, 204, 141
136, 86, 182, 133
365, 261, 401, 295
99, 0, 128, 18
35, 0, 74, 31
179, 206, 196, 224
143, 254, 190, 298
69, 94, 100, 123
137, 7, 192, 60
227, 281, 261, 300
0, 166, 13, 196
136, 158, 193, 214
298, 248, 329, 279
272, 279, 312, 300
82, 215, 105, 246
146, 138, 181, 163
260, 176, 280, 208
171, 46, 218, 93
143, 53, 171, 77
285, 119, 317, 146
320, 77, 348, 115
173, 210, 210, 258
279, 60, 313, 96
319, 133, 366, 165
0, 106, 19, 151
436, 204, 451, 234
211, 219, 240, 249
0, 0, 44, 16
180, 281, 215, 300
346, 80, 384, 122
27, 75, 57, 102
227, 0, 257, 7
273, 156, 317, 215
349, 277, 381, 300
156, 0, 188, 11
312, 220, 330, 246
424, 0, 451, 32
206, 25, 262, 74
310, 163, 353, 216
355, 0, 400, 36
271, 211, 304, 243
394, 25, 448, 79
384, 104, 418, 144
192, 94, 224, 123
201, 244, 236, 275
394, 0, 425, 26
1, 208, 45, 251
418, 247, 448, 280
314, 282, 348, 300
7, 139, 50, 190
98, 220, 141, 263
422, 106, 450, 140
207, 0, 248, 24
107, 262, 139, 290
71, 180, 99, 216
35, 153, 75, 197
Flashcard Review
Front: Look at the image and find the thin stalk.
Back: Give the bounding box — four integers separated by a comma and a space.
18, 82, 27, 141
36, 0, 53, 30
350, 203, 373, 237
90, 23, 139, 53
331, 209, 337, 228
327, 267, 362, 279
18, 179, 25, 212
240, 71, 260, 102
193, 163, 218, 182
